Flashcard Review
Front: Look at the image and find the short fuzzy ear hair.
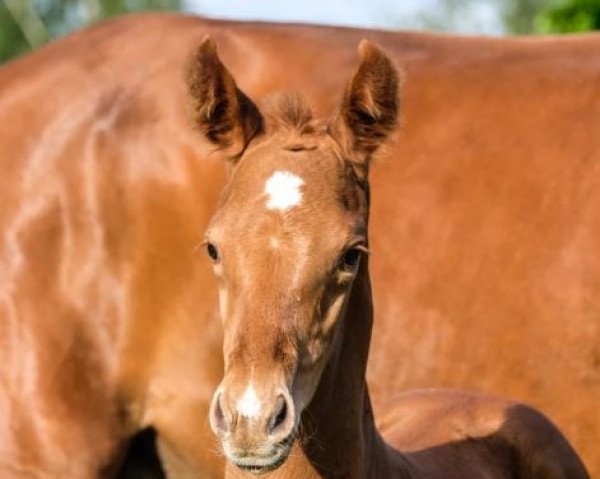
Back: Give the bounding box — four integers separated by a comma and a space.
186, 36, 263, 161
330, 40, 400, 169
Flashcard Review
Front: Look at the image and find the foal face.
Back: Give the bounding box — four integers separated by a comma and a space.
187, 37, 398, 473
206, 132, 368, 470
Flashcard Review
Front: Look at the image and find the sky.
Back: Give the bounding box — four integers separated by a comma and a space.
183, 0, 506, 35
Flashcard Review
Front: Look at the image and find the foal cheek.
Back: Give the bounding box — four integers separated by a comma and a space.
292, 349, 329, 412
320, 290, 348, 336
218, 286, 229, 320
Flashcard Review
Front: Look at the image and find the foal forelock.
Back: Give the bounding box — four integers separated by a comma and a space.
264, 93, 318, 138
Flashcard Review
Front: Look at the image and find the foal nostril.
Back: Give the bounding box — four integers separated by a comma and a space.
211, 392, 230, 434
268, 394, 289, 435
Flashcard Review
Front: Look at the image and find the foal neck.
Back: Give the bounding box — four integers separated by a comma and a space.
226, 261, 413, 478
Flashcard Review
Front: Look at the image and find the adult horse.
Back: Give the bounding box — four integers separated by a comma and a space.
0, 13, 598, 478
193, 34, 588, 478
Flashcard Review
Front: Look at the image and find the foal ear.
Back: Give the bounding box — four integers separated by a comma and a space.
330, 40, 399, 167
186, 36, 264, 161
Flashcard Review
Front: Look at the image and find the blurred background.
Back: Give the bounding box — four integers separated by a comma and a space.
1, 0, 599, 63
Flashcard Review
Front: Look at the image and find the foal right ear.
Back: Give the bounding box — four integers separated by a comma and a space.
186, 36, 264, 161
330, 40, 399, 172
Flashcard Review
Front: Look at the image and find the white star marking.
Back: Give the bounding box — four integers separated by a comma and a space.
264, 171, 304, 211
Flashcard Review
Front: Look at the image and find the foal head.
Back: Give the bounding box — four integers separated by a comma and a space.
187, 37, 398, 474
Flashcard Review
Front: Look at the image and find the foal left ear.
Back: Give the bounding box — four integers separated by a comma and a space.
330, 40, 399, 170
186, 36, 264, 161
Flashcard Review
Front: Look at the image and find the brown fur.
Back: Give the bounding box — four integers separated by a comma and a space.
0, 13, 599, 478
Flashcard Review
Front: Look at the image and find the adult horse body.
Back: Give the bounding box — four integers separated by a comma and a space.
0, 13, 598, 478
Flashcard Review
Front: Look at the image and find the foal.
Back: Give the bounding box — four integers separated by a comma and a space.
187, 38, 589, 478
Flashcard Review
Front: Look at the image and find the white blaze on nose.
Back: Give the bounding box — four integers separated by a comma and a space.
237, 383, 262, 418
264, 171, 304, 211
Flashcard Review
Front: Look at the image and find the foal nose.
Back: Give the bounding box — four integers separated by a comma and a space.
210, 384, 295, 444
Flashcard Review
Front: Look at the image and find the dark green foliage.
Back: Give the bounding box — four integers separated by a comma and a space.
0, 3, 30, 62
535, 0, 600, 33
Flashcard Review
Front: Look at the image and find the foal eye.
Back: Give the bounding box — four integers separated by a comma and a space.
340, 248, 362, 271
206, 242, 220, 263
